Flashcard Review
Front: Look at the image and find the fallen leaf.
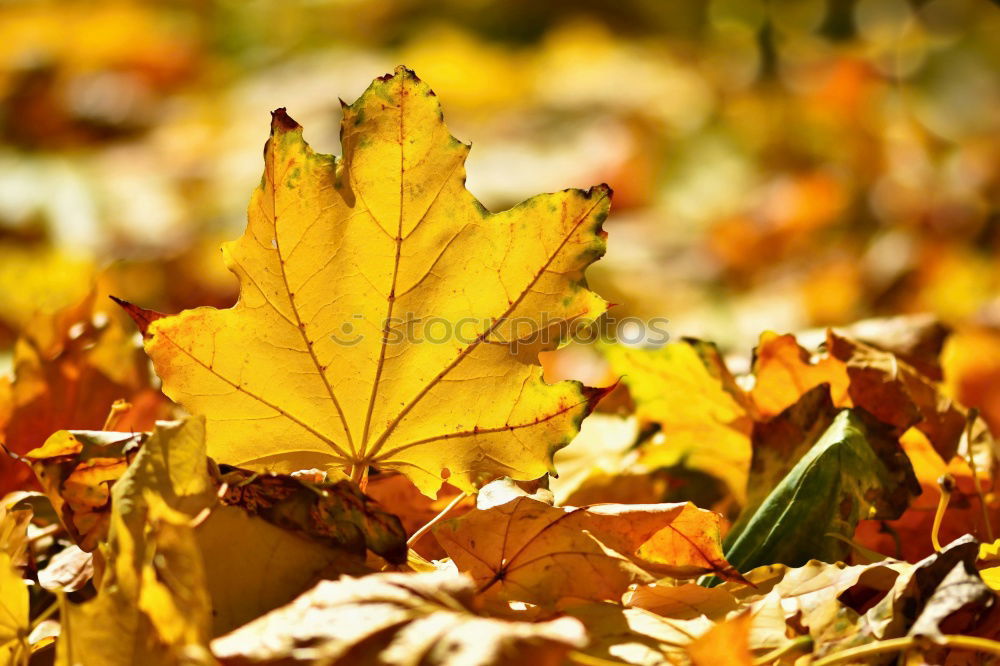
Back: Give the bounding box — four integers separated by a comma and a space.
364, 471, 472, 560
908, 559, 994, 643
828, 329, 966, 460
434, 479, 743, 608
624, 583, 740, 620
210, 571, 587, 666
26, 429, 145, 551
742, 383, 839, 518
548, 413, 647, 506
56, 419, 217, 666
686, 611, 753, 666
0, 494, 33, 568
113, 418, 409, 636
215, 465, 407, 566
119, 66, 612, 496
724, 409, 919, 573
37, 545, 93, 592
564, 602, 714, 666
859, 535, 981, 642
0, 552, 29, 664
1, 296, 168, 495
604, 340, 753, 501
750, 331, 850, 419
57, 497, 214, 666
833, 314, 951, 381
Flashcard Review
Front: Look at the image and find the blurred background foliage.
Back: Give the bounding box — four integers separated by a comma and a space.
0, 0, 997, 374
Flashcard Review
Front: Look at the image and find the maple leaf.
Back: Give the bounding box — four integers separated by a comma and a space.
209, 571, 587, 666
604, 340, 753, 502
117, 66, 611, 496
0, 552, 28, 664
433, 478, 744, 609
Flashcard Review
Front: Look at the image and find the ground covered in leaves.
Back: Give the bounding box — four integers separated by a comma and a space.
1, 60, 1000, 666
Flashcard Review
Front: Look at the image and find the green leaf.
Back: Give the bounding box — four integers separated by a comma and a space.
722, 409, 918, 574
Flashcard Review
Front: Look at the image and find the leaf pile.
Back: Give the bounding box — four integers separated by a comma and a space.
1, 66, 1000, 666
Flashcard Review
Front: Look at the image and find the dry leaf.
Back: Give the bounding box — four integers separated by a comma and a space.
26, 429, 145, 551
686, 611, 753, 666
827, 329, 966, 460
210, 571, 587, 666
750, 331, 850, 419
364, 471, 472, 560
434, 479, 743, 608
38, 545, 94, 592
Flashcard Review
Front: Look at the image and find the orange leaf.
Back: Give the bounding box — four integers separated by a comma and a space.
750, 331, 849, 419
434, 481, 744, 608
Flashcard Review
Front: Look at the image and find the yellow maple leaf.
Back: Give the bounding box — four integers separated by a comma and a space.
118, 66, 611, 496
0, 552, 29, 664
604, 340, 753, 502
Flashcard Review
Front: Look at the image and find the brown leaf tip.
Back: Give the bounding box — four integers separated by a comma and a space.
589, 183, 614, 201
109, 296, 166, 336
270, 108, 302, 133
585, 380, 618, 411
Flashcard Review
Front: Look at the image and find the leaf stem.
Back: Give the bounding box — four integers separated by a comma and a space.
30, 598, 59, 630
751, 636, 813, 665
349, 463, 369, 490
931, 473, 955, 552
407, 491, 469, 547
811, 634, 1000, 666
102, 399, 132, 431
963, 409, 994, 542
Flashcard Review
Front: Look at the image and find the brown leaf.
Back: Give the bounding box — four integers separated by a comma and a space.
37, 545, 93, 592
215, 465, 407, 565
834, 314, 951, 381
828, 329, 966, 459
210, 571, 587, 666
